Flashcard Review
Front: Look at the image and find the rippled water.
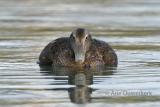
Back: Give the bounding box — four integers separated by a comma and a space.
0, 0, 160, 107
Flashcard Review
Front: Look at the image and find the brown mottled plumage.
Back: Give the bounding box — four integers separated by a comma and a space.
39, 28, 118, 68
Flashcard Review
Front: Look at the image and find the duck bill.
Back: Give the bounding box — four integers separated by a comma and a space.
75, 52, 85, 64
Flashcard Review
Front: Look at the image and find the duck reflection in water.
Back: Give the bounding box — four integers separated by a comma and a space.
40, 66, 115, 104
68, 70, 93, 103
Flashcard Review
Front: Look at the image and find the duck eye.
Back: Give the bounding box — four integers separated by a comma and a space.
71, 34, 75, 40
86, 36, 89, 40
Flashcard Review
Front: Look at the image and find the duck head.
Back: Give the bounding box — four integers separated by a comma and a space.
70, 28, 92, 64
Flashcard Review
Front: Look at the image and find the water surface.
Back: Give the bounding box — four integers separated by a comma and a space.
0, 0, 160, 107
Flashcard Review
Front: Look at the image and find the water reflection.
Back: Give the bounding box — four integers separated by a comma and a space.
68, 72, 92, 103
40, 65, 115, 104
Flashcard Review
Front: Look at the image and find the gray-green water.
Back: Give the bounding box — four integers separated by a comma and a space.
0, 0, 160, 107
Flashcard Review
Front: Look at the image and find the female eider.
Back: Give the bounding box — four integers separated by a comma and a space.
39, 28, 118, 68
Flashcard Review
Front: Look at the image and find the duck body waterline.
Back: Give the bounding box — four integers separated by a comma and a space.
39, 28, 118, 68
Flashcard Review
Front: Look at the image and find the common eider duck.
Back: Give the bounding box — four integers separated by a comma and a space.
39, 28, 118, 68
